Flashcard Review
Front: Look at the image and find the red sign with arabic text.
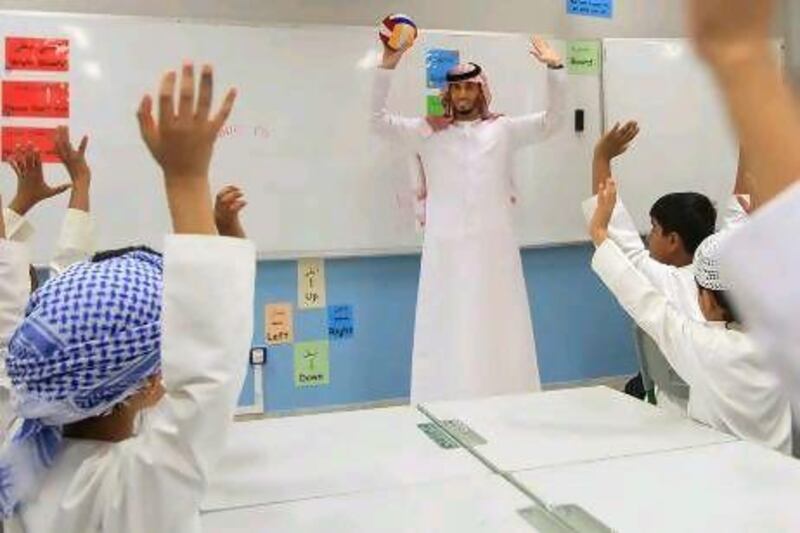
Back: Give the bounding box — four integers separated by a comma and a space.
2, 81, 69, 118
1, 127, 60, 163
5, 37, 69, 71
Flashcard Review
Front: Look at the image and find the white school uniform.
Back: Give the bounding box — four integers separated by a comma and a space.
721, 182, 800, 452
371, 67, 567, 402
592, 239, 792, 453
581, 195, 749, 413
0, 240, 31, 434
1, 207, 95, 276
4, 235, 255, 533
0, 208, 96, 438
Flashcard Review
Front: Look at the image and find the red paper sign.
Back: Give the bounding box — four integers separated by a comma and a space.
1, 127, 60, 163
2, 81, 69, 118
5, 37, 69, 72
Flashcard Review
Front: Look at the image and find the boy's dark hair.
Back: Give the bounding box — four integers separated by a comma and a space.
650, 193, 717, 255
697, 285, 740, 324
91, 246, 162, 263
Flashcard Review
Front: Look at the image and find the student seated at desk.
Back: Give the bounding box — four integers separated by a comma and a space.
0, 63, 255, 533
687, 0, 800, 451
588, 176, 792, 454
582, 122, 749, 413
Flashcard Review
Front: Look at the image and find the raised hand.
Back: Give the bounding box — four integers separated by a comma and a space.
214, 185, 247, 238
590, 177, 618, 245
380, 39, 413, 70
7, 144, 71, 216
530, 37, 563, 68
595, 121, 640, 160
686, 0, 799, 204
686, 0, 775, 69
138, 63, 236, 182
137, 63, 237, 235
54, 126, 91, 212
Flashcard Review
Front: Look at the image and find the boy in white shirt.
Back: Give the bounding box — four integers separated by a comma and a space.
687, 0, 800, 453
0, 63, 254, 533
0, 129, 97, 440
582, 122, 752, 412
588, 176, 791, 453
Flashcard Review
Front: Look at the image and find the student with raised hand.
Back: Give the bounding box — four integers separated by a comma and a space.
582, 123, 752, 410
0, 193, 31, 437
49, 126, 96, 274
3, 129, 96, 290
583, 122, 716, 321
588, 175, 791, 453
0, 137, 97, 444
0, 62, 255, 533
582, 122, 716, 410
687, 0, 800, 446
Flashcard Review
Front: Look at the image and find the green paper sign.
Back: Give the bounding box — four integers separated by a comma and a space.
427, 94, 445, 117
567, 40, 601, 75
294, 341, 330, 388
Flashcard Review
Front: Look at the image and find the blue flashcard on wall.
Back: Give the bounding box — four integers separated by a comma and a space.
567, 0, 613, 18
328, 305, 355, 340
426, 49, 460, 89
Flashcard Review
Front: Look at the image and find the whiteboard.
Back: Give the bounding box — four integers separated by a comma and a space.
0, 12, 601, 261
602, 39, 741, 231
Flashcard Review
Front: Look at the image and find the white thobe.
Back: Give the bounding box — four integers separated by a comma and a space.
4, 235, 255, 533
592, 239, 792, 453
581, 195, 749, 413
0, 240, 30, 434
1, 207, 95, 276
720, 182, 800, 454
0, 208, 96, 439
371, 67, 567, 402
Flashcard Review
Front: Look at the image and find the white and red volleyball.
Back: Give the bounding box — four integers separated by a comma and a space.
379, 13, 418, 51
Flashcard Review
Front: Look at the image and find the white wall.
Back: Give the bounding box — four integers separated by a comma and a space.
0, 1, 791, 72
0, 0, 708, 37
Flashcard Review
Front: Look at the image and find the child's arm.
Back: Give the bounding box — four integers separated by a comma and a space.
590, 178, 704, 387
113, 64, 255, 531
50, 127, 95, 274
583, 123, 683, 299
689, 0, 800, 205
0, 195, 32, 392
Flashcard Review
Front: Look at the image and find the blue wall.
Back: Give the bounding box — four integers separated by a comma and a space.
239, 243, 639, 412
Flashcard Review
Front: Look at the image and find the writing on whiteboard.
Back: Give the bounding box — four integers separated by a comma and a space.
218, 124, 270, 140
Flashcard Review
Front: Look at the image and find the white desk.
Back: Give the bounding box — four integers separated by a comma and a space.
515, 440, 800, 532
421, 387, 735, 472
202, 475, 534, 533
203, 406, 484, 511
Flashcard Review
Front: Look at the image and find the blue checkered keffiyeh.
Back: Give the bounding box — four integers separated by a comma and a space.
0, 249, 164, 518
